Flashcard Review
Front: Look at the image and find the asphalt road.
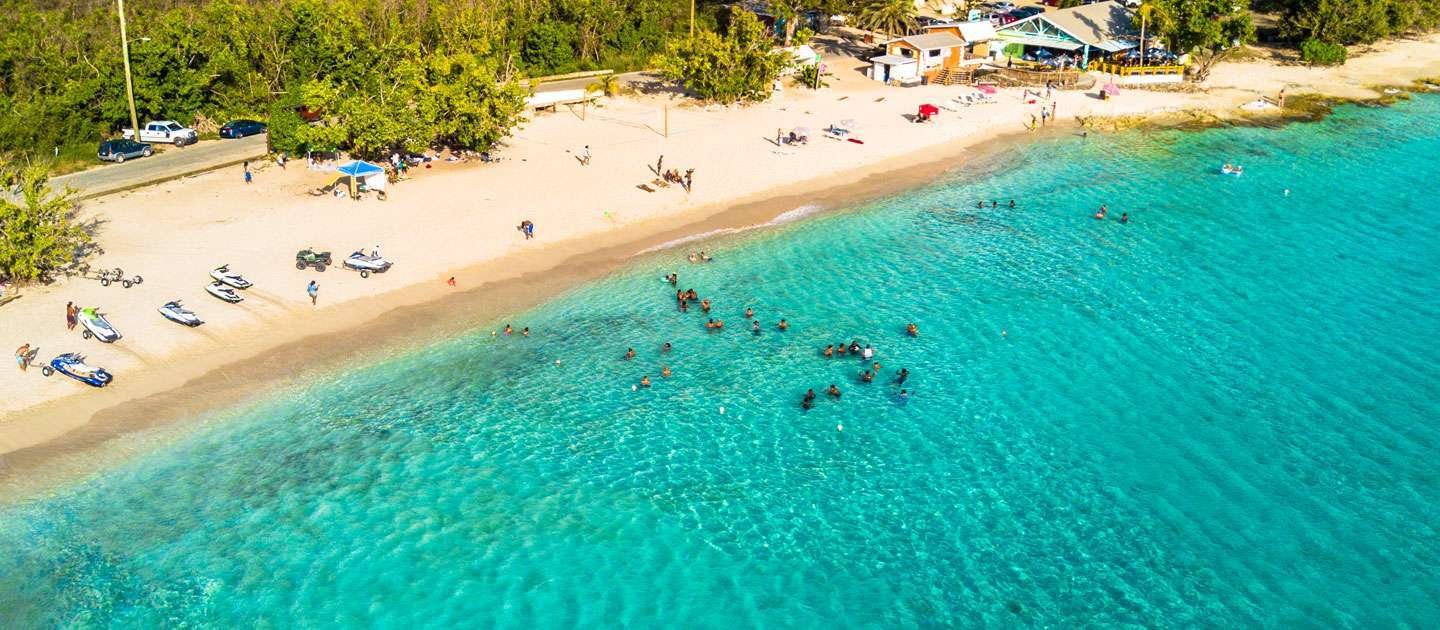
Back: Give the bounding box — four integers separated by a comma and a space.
533, 71, 651, 94
54, 134, 269, 199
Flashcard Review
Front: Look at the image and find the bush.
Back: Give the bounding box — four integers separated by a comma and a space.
0, 163, 92, 285
1300, 39, 1348, 65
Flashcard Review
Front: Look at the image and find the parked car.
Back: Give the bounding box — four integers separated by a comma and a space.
122, 120, 198, 146
1011, 6, 1046, 19
219, 119, 267, 139
97, 138, 153, 163
992, 1, 1016, 12
988, 11, 1020, 25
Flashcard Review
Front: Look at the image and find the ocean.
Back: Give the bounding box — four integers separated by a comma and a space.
2, 97, 1438, 627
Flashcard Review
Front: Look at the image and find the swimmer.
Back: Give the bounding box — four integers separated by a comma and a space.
625, 348, 636, 360
1009, 199, 1016, 208
745, 307, 754, 319
701, 299, 711, 313
872, 361, 881, 373
836, 343, 848, 356
662, 366, 672, 378
898, 389, 909, 403
688, 252, 698, 263
896, 368, 909, 384
504, 324, 513, 335
862, 345, 874, 360
823, 344, 834, 358
705, 318, 717, 330
701, 252, 712, 262
640, 375, 651, 387
802, 398, 814, 410
906, 323, 919, 337
752, 320, 761, 334
849, 340, 861, 354
976, 200, 985, 209
860, 370, 874, 383
662, 342, 672, 353
686, 289, 698, 301
521, 327, 530, 337
991, 200, 999, 208
667, 273, 678, 285
679, 299, 688, 313
777, 319, 789, 331
803, 388, 816, 403
827, 384, 841, 399
715, 319, 725, 329
1120, 212, 1129, 224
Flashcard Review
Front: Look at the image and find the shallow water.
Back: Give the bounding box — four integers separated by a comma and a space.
3, 98, 1439, 627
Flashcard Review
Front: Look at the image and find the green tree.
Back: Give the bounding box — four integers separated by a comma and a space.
587, 73, 623, 96
1145, 0, 1255, 80
655, 9, 791, 103
859, 0, 917, 42
0, 163, 92, 284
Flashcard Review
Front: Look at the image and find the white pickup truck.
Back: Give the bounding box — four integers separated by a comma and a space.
122, 120, 199, 146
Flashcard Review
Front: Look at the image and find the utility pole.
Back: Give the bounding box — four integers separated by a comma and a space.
117, 0, 140, 138
690, 0, 695, 37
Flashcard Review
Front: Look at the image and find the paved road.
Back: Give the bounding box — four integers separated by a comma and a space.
533, 71, 651, 94
54, 134, 269, 200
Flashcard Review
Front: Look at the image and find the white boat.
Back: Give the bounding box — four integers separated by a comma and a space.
210, 264, 252, 289
158, 300, 204, 327
77, 307, 122, 343
206, 282, 244, 303
343, 251, 393, 278
1221, 164, 1244, 176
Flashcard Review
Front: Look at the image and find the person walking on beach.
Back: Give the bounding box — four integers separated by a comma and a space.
1051, 101, 1058, 120
1041, 108, 1049, 127
684, 169, 694, 193
243, 161, 252, 185
15, 343, 31, 372
656, 154, 664, 174
580, 145, 592, 166
65, 301, 77, 330
307, 280, 319, 305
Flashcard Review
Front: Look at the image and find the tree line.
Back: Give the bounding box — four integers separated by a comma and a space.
0, 0, 695, 159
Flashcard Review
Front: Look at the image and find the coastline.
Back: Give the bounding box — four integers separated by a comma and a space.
4, 33, 1440, 501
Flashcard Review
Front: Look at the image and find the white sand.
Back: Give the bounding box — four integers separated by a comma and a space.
4, 33, 1440, 456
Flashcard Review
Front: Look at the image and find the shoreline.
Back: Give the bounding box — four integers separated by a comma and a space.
0, 125, 1046, 502
4, 34, 1440, 502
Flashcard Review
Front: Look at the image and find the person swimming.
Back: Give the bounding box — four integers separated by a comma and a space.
705, 318, 717, 330
625, 348, 636, 360
896, 368, 909, 384
504, 324, 513, 335
827, 384, 841, 399
686, 289, 698, 301
751, 320, 761, 335
803, 388, 816, 403
872, 361, 881, 373
1009, 199, 1016, 208
823, 345, 834, 358
688, 252, 698, 263
777, 318, 788, 331
700, 252, 713, 262
862, 345, 874, 360
836, 343, 848, 356
662, 342, 672, 353
745, 307, 754, 319
679, 299, 688, 313
521, 327, 530, 337
906, 323, 919, 337
860, 370, 874, 383
849, 340, 861, 354
640, 375, 651, 387
1095, 204, 1107, 220
666, 273, 678, 285
898, 389, 909, 404
701, 299, 711, 313
1120, 212, 1129, 224
662, 366, 672, 378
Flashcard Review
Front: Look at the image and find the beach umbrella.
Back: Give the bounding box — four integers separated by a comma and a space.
791, 126, 812, 139
918, 104, 939, 117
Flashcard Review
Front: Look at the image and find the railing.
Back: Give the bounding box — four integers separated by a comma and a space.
1088, 62, 1186, 76
986, 66, 1083, 88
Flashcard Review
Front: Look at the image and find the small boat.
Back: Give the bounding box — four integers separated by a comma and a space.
206, 282, 244, 303
1221, 164, 1244, 176
41, 353, 113, 387
210, 264, 252, 289
158, 300, 204, 327
77, 307, 122, 343
343, 251, 393, 278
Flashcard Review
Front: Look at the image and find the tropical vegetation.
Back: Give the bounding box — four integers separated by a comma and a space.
655, 10, 792, 104
0, 163, 91, 284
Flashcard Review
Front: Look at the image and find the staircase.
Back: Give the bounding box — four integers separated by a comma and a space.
930, 67, 974, 86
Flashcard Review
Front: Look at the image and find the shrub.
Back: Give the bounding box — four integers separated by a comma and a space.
1300, 39, 1348, 65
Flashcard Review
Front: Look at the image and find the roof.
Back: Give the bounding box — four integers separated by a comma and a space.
337, 160, 385, 178
870, 54, 918, 65
956, 21, 996, 42
1005, 1, 1138, 51
888, 32, 966, 50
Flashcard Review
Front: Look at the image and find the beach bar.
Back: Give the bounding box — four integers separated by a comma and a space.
993, 1, 1137, 68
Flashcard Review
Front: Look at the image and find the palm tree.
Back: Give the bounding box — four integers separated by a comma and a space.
586, 73, 621, 97
860, 0, 917, 43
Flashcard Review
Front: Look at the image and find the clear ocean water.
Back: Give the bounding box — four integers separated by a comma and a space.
4, 97, 1439, 628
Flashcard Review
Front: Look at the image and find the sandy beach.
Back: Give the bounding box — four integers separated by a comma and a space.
4, 32, 1440, 491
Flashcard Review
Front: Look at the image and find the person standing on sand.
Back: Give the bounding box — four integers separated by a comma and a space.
1051, 101, 1058, 120
656, 155, 664, 174
684, 169, 694, 193
15, 343, 31, 371
243, 161, 252, 185
66, 301, 77, 330
307, 280, 319, 305
580, 145, 592, 165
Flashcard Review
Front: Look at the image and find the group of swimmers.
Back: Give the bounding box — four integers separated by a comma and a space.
496, 324, 529, 337
627, 341, 675, 388
801, 337, 913, 409
686, 252, 713, 263
977, 200, 1018, 209
1094, 204, 1129, 223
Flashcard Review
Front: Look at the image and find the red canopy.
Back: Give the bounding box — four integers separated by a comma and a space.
918, 104, 940, 116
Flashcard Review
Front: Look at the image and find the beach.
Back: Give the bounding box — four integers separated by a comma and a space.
4, 32, 1440, 483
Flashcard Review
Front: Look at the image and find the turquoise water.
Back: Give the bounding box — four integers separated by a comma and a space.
4, 98, 1440, 627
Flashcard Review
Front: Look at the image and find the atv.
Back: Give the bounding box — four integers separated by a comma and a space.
295, 248, 332, 272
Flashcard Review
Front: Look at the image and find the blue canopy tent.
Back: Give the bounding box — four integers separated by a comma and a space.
336, 160, 387, 198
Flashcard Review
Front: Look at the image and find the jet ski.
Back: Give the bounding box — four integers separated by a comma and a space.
77, 307, 122, 343
343, 250, 393, 278
41, 353, 113, 387
206, 282, 244, 303
210, 264, 252, 289
158, 300, 204, 327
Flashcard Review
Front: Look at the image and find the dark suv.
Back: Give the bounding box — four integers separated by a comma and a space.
219, 119, 267, 139
97, 139, 153, 163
